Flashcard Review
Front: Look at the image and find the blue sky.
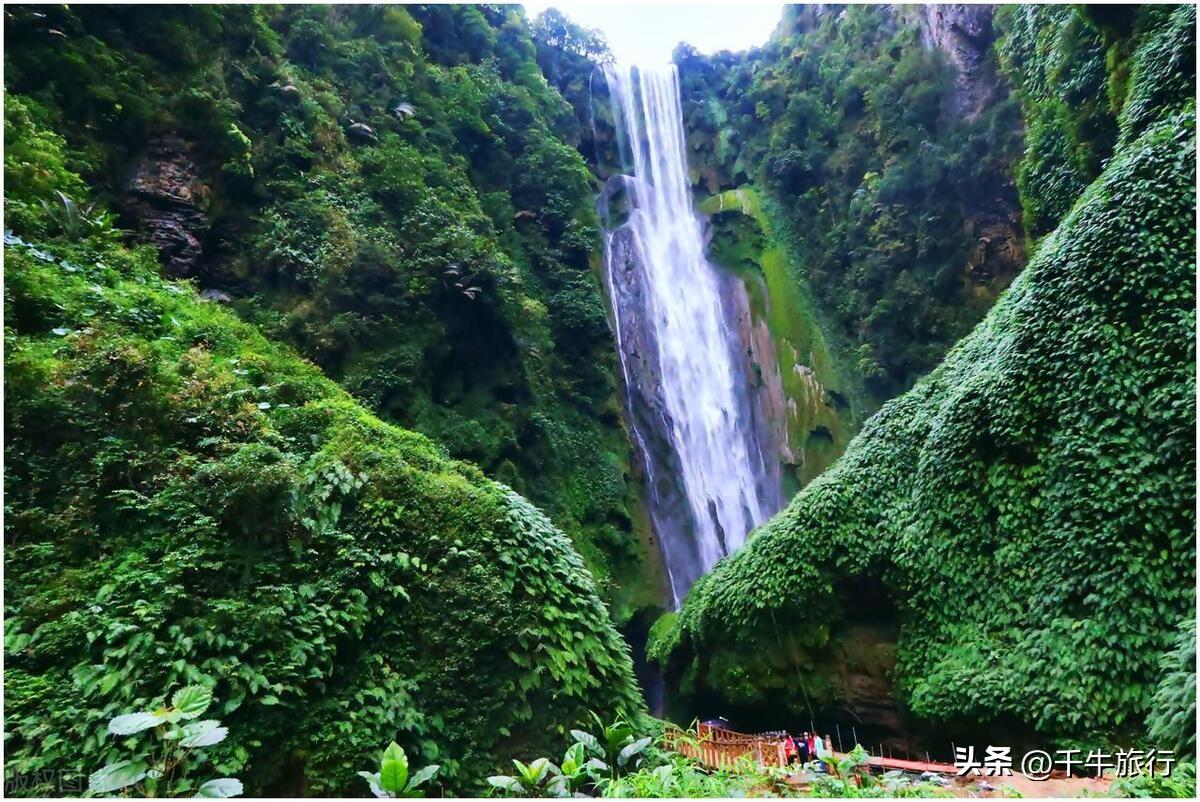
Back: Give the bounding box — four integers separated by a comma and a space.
521, 1, 784, 64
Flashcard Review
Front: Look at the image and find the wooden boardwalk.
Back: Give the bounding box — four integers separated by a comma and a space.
664, 722, 959, 776
664, 722, 792, 769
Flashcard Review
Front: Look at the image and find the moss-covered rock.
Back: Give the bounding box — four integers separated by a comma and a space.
700, 186, 862, 490
662, 4, 1195, 748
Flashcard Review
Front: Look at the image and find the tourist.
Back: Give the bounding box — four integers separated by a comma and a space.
810, 734, 827, 774
797, 732, 811, 763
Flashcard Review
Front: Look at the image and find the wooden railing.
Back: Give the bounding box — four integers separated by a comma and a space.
663, 723, 959, 776
663, 722, 791, 769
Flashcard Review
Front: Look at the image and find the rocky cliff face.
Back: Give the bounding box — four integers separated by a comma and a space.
124, 135, 210, 278
907, 4, 1000, 119
905, 4, 1027, 327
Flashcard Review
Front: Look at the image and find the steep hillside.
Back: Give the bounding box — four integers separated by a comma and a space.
3, 178, 642, 796
3, 3, 662, 615
656, 3, 1195, 754
676, 4, 1025, 410
3, 5, 654, 796
996, 4, 1125, 243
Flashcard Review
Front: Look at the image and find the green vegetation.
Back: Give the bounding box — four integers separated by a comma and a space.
486, 713, 650, 797
3, 3, 658, 615
995, 5, 1121, 242
88, 684, 242, 797
1111, 762, 1197, 799
700, 185, 862, 487
4, 3, 1196, 799
3, 142, 641, 796
359, 742, 440, 798
1146, 615, 1197, 757
677, 5, 1026, 402
662, 1, 1195, 756
485, 720, 961, 799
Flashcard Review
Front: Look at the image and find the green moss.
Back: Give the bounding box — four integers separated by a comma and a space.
666, 5, 1195, 747
702, 186, 863, 487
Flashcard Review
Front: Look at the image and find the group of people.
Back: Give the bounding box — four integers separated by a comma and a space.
784, 731, 831, 767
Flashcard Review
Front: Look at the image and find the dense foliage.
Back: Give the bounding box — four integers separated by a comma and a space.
3, 3, 659, 614
676, 5, 1025, 401
1145, 615, 1197, 758
490, 721, 965, 799
88, 684, 242, 797
4, 162, 641, 797
4, 3, 1196, 798
660, 2, 1195, 754
995, 4, 1122, 242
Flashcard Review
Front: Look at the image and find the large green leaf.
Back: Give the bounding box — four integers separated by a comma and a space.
560, 742, 585, 774
89, 760, 148, 794
569, 729, 602, 757
406, 764, 439, 791
107, 711, 161, 735
617, 736, 651, 767
194, 778, 244, 798
486, 776, 523, 794
180, 720, 228, 748
358, 771, 388, 798
379, 742, 409, 794
172, 685, 213, 720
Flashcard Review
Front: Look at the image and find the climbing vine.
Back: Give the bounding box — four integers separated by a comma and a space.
663, 4, 1196, 750
3, 213, 642, 795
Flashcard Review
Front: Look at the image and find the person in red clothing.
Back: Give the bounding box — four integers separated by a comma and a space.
807, 732, 818, 759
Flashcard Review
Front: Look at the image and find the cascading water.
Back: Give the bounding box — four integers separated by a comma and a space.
600, 64, 782, 605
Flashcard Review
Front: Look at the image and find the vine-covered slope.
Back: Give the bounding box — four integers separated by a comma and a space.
995, 4, 1123, 243
3, 19, 645, 791
657, 4, 1195, 750
3, 232, 642, 794
3, 4, 660, 615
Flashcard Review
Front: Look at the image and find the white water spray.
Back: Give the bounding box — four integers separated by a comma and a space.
601, 64, 779, 604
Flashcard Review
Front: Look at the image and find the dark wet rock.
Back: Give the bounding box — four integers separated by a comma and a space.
199, 288, 233, 303
966, 215, 1025, 285
347, 122, 377, 142
597, 174, 634, 229
125, 136, 209, 278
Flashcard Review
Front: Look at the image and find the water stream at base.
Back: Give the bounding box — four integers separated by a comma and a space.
600, 64, 782, 606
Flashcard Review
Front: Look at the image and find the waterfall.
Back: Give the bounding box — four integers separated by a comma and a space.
600, 64, 781, 605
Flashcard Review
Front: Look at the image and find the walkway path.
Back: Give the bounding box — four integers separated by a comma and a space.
664, 722, 959, 774
663, 722, 1114, 797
